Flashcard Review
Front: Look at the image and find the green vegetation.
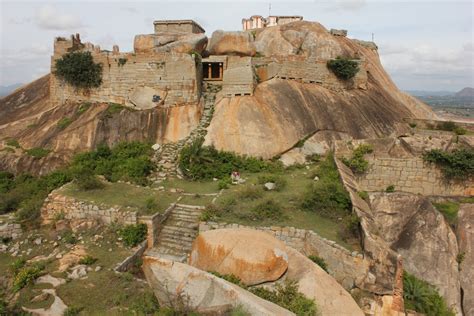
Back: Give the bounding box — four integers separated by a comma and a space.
341, 144, 374, 174
258, 174, 287, 191
403, 272, 454, 316
101, 102, 130, 119
12, 263, 44, 292
78, 255, 98, 265
61, 230, 77, 244
77, 102, 91, 114
327, 56, 360, 80
433, 201, 459, 226
74, 172, 104, 191
357, 191, 369, 202
308, 255, 328, 273
385, 185, 395, 193
302, 154, 350, 219
26, 147, 51, 158
54, 51, 103, 89
61, 181, 177, 215
210, 272, 246, 288
250, 281, 318, 316
71, 141, 154, 185
179, 137, 281, 180
57, 117, 73, 130
118, 223, 147, 247
6, 139, 20, 148
250, 199, 285, 221
117, 58, 128, 67
434, 121, 468, 135
409, 122, 417, 128
423, 148, 474, 180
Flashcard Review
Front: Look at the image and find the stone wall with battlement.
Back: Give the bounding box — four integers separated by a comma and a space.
50, 35, 202, 109
199, 221, 376, 291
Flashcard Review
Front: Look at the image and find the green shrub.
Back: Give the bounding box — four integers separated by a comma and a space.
118, 223, 147, 247
210, 272, 246, 287
54, 51, 103, 89
257, 174, 287, 191
342, 144, 373, 174
130, 292, 159, 314
327, 56, 360, 80
178, 138, 281, 180
15, 195, 44, 223
357, 191, 369, 201
117, 58, 128, 67
26, 147, 50, 158
61, 230, 77, 244
230, 305, 251, 316
77, 102, 92, 114
423, 148, 474, 180
339, 214, 360, 241
250, 281, 317, 316
74, 171, 104, 191
200, 204, 223, 221
436, 121, 457, 132
238, 186, 264, 200
79, 255, 97, 265
403, 272, 454, 316
302, 154, 351, 219
71, 142, 154, 185
308, 255, 328, 273
218, 177, 231, 190
143, 197, 159, 213
250, 199, 284, 221
409, 123, 417, 128
6, 139, 20, 148
0, 171, 14, 194
9, 258, 26, 275
433, 201, 459, 226
13, 264, 43, 292
63, 306, 83, 316
57, 117, 73, 130
385, 185, 395, 193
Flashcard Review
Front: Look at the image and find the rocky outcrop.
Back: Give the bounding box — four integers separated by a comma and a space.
134, 32, 208, 54
208, 30, 256, 56
285, 247, 365, 316
369, 193, 461, 314
457, 203, 474, 316
0, 76, 202, 175
189, 229, 288, 285
142, 255, 294, 315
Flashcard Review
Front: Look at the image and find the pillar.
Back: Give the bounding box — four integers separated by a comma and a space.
219, 63, 223, 79
207, 63, 212, 79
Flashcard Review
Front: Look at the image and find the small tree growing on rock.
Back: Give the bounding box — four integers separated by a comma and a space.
327, 56, 360, 80
54, 51, 103, 89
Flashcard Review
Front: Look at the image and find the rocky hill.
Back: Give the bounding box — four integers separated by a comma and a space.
0, 20, 436, 173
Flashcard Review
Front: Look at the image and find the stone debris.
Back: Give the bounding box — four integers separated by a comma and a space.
36, 274, 66, 288
68, 265, 88, 280
23, 289, 67, 316
264, 182, 276, 191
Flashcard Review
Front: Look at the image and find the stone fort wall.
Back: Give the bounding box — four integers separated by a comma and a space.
356, 157, 473, 196
50, 36, 202, 109
199, 221, 376, 291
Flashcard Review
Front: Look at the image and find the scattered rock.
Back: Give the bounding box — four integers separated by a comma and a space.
95, 266, 102, 272
264, 182, 276, 191
23, 289, 67, 316
33, 238, 42, 245
58, 245, 87, 272
31, 292, 50, 303
36, 275, 66, 288
68, 265, 88, 280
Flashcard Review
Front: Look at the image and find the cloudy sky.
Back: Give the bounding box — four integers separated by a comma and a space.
0, 0, 473, 91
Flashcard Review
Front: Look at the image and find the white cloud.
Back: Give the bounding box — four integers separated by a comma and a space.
35, 5, 84, 30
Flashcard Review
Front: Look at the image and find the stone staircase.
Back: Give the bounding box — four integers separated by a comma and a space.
146, 204, 204, 262
151, 84, 220, 182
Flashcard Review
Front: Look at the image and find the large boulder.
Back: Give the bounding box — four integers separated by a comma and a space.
369, 193, 462, 314
208, 30, 256, 56
457, 203, 474, 316
142, 256, 294, 315
134, 32, 208, 54
285, 247, 365, 316
189, 228, 288, 285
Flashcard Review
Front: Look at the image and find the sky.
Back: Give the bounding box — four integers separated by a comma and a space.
0, 0, 473, 91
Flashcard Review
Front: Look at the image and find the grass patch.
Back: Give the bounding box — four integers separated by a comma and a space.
308, 255, 328, 273
6, 139, 20, 148
341, 144, 373, 174
433, 201, 459, 226
26, 147, 51, 158
57, 117, 73, 130
61, 182, 178, 215
159, 178, 219, 194
118, 223, 147, 247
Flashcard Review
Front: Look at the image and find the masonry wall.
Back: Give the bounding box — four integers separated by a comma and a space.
50, 38, 202, 108
0, 221, 22, 240
41, 190, 137, 226
357, 157, 473, 196
222, 56, 255, 96
199, 221, 375, 291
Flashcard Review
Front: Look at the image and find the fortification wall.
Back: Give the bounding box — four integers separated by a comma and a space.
41, 189, 137, 226
0, 221, 22, 240
253, 56, 367, 91
50, 37, 202, 109
199, 221, 375, 291
357, 157, 473, 196
221, 56, 255, 96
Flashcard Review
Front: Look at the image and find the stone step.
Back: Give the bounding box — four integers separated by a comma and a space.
159, 232, 196, 243
172, 209, 202, 216
161, 225, 198, 234
158, 238, 194, 250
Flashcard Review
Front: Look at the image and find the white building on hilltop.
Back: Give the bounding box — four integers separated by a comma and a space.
242, 15, 303, 30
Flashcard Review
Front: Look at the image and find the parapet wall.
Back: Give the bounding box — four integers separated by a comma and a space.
357, 157, 473, 196
50, 36, 202, 109
254, 56, 367, 91
199, 221, 375, 291
41, 189, 137, 226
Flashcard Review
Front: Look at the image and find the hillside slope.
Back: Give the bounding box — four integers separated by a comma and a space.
204, 21, 436, 157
